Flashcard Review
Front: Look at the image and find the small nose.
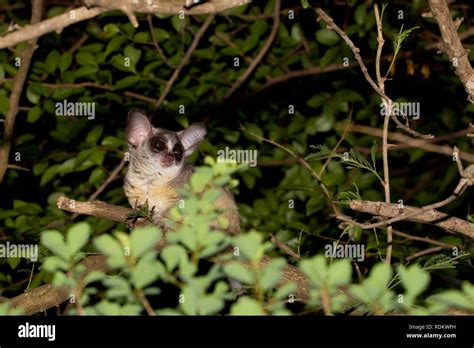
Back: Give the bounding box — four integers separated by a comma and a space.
165, 153, 174, 161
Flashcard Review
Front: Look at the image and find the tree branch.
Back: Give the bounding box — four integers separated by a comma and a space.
0, 0, 43, 183
6, 194, 312, 315
0, 6, 105, 50
343, 199, 474, 239
339, 123, 474, 162
0, 0, 251, 50
9, 254, 108, 315
374, 4, 393, 264
428, 0, 474, 103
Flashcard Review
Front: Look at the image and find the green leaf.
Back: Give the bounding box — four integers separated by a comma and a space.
171, 15, 185, 33
369, 263, 392, 288
66, 222, 91, 255
153, 28, 170, 42
58, 158, 76, 176
242, 34, 259, 53
93, 234, 126, 268
354, 5, 367, 25
40, 164, 60, 186
84, 270, 105, 284
114, 75, 140, 90
101, 136, 124, 147
76, 52, 97, 67
86, 125, 103, 144
133, 31, 151, 43
26, 86, 40, 104
230, 297, 265, 315
45, 50, 61, 74
223, 262, 255, 284
0, 94, 9, 116
274, 282, 298, 300
27, 106, 43, 123
291, 24, 303, 42
398, 265, 430, 297
89, 167, 106, 184
249, 20, 268, 37
260, 258, 286, 291
124, 45, 141, 70
130, 226, 162, 259
104, 23, 120, 37
190, 167, 214, 193
131, 258, 161, 289
300, 255, 328, 288
316, 29, 340, 46
33, 162, 48, 176
59, 52, 73, 73
161, 245, 187, 272
315, 111, 335, 132
7, 257, 21, 270
233, 231, 266, 261
320, 46, 340, 68
327, 259, 352, 288
307, 93, 329, 108
73, 66, 98, 79
300, 0, 310, 9
42, 256, 68, 272
306, 195, 325, 215
41, 230, 70, 260
428, 290, 473, 310
104, 36, 127, 58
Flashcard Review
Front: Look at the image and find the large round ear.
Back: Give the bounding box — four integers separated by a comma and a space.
177, 123, 207, 157
126, 110, 151, 147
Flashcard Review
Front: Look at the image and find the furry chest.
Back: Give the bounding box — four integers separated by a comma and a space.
124, 179, 179, 216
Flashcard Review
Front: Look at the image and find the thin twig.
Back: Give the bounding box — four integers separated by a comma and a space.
152, 14, 215, 112
392, 229, 456, 249
241, 126, 339, 215
68, 32, 89, 53
314, 7, 432, 139
320, 288, 332, 316
224, 0, 281, 100
406, 246, 445, 262
250, 59, 362, 96
7, 164, 30, 171
318, 116, 353, 177
71, 158, 126, 220
374, 4, 393, 264
136, 289, 155, 316
147, 14, 175, 68
270, 234, 300, 259
32, 81, 160, 105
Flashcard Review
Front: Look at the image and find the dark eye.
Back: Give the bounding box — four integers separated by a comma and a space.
172, 144, 183, 161
151, 138, 166, 152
